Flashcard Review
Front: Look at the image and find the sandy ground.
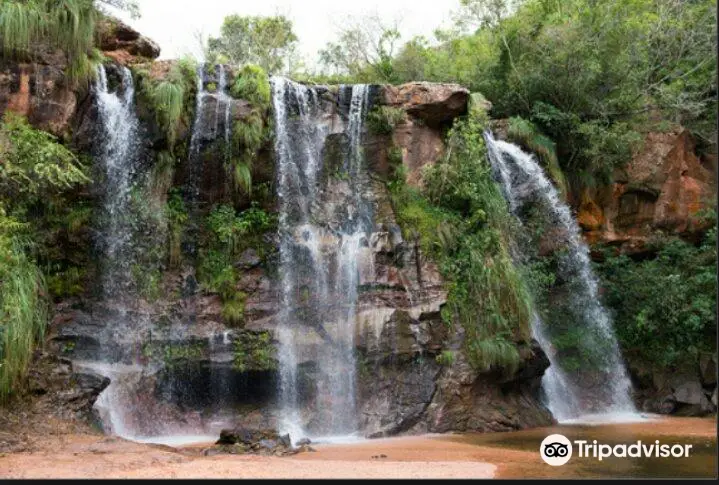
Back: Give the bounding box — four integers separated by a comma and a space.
0, 416, 715, 479
0, 434, 496, 479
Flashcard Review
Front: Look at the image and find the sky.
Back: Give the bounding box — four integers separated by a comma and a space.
107, 0, 462, 67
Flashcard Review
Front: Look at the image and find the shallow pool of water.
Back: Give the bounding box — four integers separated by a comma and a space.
445, 417, 717, 478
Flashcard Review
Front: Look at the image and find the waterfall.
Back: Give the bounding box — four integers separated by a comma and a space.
87, 64, 146, 436
271, 78, 371, 440
94, 65, 140, 298
484, 131, 638, 422
187, 64, 233, 233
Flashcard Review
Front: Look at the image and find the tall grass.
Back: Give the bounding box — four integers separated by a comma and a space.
139, 57, 197, 148
153, 81, 184, 145
0, 0, 97, 87
0, 234, 48, 402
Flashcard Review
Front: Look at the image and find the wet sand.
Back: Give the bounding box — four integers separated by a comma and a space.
0, 416, 714, 478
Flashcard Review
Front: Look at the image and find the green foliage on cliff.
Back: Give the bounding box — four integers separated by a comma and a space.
389, 109, 533, 374
0, 226, 48, 402
324, 0, 716, 189
229, 65, 272, 197
230, 64, 271, 108
0, 0, 99, 87
232, 331, 277, 372
0, 114, 90, 401
199, 204, 276, 325
135, 57, 198, 148
0, 114, 89, 204
506, 116, 567, 197
597, 215, 717, 368
367, 106, 406, 135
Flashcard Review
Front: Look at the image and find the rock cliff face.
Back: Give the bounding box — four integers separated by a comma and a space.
38, 72, 552, 436
577, 128, 716, 253
0, 20, 160, 139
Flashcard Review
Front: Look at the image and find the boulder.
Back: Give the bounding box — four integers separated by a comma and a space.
382, 82, 469, 126
213, 426, 301, 456
699, 354, 717, 387
673, 381, 715, 415
98, 18, 161, 63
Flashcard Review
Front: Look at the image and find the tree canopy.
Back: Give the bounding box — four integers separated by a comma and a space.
207, 15, 298, 75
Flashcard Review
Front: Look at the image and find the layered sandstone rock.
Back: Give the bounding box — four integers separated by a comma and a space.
578, 128, 715, 252
0, 17, 159, 138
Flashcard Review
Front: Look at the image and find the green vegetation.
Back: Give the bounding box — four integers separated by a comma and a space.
142, 341, 206, 368
389, 107, 532, 374
0, 114, 89, 401
229, 65, 272, 197
232, 331, 277, 372
597, 214, 717, 369
198, 204, 276, 326
0, 0, 99, 87
0, 232, 48, 402
229, 64, 271, 107
367, 106, 406, 135
435, 350, 456, 366
0, 114, 89, 203
207, 15, 298, 75
165, 189, 187, 269
135, 57, 198, 148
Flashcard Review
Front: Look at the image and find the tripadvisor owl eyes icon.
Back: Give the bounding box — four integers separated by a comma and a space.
540, 434, 573, 466
543, 442, 569, 457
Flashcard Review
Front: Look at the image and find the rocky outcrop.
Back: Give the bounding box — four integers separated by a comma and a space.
98, 18, 161, 65
0, 54, 77, 137
377, 83, 469, 187
578, 128, 715, 252
383, 82, 469, 127
421, 342, 553, 433
0, 16, 159, 138
24, 352, 110, 423
627, 354, 717, 417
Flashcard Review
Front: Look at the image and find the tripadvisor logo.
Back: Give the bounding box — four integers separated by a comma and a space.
540, 434, 693, 466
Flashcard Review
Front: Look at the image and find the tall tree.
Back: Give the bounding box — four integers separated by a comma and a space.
207, 15, 298, 75
318, 14, 401, 83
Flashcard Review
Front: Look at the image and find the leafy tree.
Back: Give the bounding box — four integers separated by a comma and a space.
318, 14, 401, 83
0, 114, 90, 401
207, 15, 298, 75
597, 217, 717, 369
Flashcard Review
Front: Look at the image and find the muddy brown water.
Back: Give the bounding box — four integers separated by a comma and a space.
441, 416, 717, 478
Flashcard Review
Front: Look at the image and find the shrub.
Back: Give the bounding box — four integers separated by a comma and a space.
596, 218, 717, 368
0, 227, 48, 402
367, 106, 406, 135
229, 64, 271, 109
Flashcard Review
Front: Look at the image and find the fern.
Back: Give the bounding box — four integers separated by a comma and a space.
152, 81, 184, 145
233, 161, 252, 196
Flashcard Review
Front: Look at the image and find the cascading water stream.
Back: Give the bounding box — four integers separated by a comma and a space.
94, 65, 139, 299
81, 64, 146, 437
271, 78, 371, 441
484, 131, 638, 422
